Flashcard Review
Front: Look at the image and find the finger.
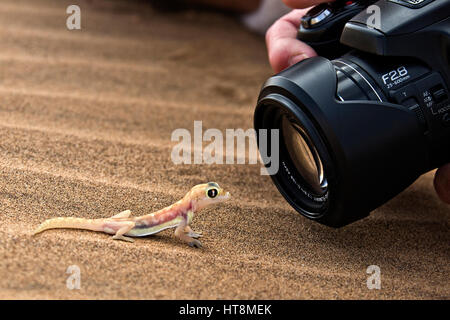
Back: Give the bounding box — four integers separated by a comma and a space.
283, 0, 331, 9
434, 163, 450, 204
266, 9, 317, 73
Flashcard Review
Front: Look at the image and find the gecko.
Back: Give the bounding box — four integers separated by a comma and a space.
33, 182, 230, 248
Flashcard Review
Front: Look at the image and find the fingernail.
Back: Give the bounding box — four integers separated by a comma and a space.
288, 53, 309, 66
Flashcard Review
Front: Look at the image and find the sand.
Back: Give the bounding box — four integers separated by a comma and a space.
0, 0, 448, 300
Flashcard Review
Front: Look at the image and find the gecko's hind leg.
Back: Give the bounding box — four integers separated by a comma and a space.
175, 225, 202, 248
112, 222, 135, 243
184, 225, 202, 238
111, 210, 132, 219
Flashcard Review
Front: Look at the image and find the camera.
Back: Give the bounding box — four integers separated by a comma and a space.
254, 0, 450, 227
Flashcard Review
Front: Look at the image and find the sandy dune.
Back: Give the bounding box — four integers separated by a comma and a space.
0, 0, 448, 299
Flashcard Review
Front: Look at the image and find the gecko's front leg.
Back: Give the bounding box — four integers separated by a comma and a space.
184, 226, 202, 239
175, 221, 202, 248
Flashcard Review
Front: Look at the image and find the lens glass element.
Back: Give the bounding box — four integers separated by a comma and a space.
281, 115, 327, 195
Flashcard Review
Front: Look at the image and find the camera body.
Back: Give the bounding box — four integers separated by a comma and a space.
254, 0, 449, 227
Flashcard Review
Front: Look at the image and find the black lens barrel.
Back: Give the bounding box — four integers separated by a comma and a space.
255, 56, 439, 227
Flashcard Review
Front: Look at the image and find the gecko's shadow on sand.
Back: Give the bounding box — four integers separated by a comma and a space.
134, 233, 206, 250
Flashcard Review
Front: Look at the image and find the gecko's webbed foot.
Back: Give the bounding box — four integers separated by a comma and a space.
187, 231, 202, 238
176, 225, 202, 248
188, 239, 202, 248
112, 235, 135, 243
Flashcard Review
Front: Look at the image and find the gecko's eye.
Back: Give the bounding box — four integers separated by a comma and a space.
207, 188, 218, 199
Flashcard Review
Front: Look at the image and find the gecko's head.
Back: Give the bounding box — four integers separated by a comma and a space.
187, 182, 231, 210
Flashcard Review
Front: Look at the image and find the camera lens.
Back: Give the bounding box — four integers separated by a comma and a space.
255, 92, 333, 220
281, 115, 327, 195
254, 56, 436, 227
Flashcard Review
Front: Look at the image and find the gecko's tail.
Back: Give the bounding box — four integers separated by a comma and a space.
33, 217, 103, 235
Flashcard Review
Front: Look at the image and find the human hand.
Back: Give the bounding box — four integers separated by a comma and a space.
266, 0, 328, 73
266, 0, 450, 205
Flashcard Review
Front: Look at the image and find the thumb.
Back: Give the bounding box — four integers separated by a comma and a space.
434, 163, 450, 204
266, 9, 317, 73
